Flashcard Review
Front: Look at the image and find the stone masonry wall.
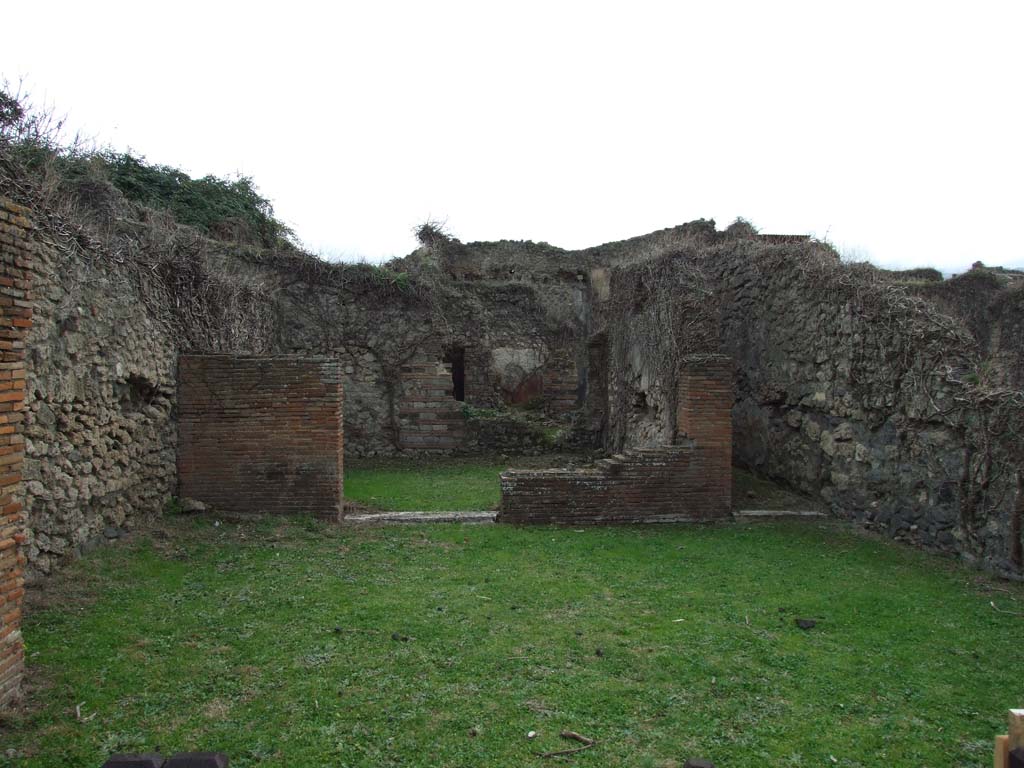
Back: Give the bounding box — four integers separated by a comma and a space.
708, 243, 1020, 567
267, 266, 587, 457
177, 355, 344, 519
0, 198, 32, 706
499, 356, 732, 524
23, 224, 177, 576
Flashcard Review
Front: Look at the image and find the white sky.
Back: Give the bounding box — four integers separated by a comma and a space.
4, 1, 1023, 273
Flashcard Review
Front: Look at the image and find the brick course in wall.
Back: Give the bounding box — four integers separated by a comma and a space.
177, 355, 344, 520
397, 349, 466, 452
498, 355, 732, 524
0, 198, 32, 706
676, 355, 733, 516
541, 347, 582, 415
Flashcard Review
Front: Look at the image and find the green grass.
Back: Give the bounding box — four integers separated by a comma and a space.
344, 456, 509, 511
344, 455, 816, 513
4, 516, 1023, 767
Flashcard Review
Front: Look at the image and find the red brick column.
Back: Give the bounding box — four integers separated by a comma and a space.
676, 354, 733, 516
0, 199, 32, 706
178, 355, 344, 520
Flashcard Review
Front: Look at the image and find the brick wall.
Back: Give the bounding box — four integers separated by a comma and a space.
541, 347, 581, 415
397, 348, 465, 451
0, 199, 32, 706
178, 355, 344, 519
498, 355, 733, 524
676, 355, 733, 516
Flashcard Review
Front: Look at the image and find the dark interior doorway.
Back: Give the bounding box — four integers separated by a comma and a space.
444, 347, 466, 401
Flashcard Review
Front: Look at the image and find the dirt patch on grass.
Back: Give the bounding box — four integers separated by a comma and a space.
732, 468, 820, 511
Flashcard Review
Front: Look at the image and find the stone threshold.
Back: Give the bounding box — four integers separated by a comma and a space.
344, 511, 497, 524
343, 509, 826, 525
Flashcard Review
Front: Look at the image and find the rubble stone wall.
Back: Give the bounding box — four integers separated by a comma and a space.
23, 221, 177, 577
710, 245, 1019, 568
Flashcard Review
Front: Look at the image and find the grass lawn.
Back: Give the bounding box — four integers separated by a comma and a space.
3, 515, 1023, 767
343, 455, 514, 512
344, 455, 815, 512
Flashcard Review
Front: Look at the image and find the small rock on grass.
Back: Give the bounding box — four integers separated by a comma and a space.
795, 618, 817, 630
179, 498, 208, 514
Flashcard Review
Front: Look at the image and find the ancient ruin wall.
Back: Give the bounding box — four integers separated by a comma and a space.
23, 223, 177, 576
710, 243, 1020, 569
676, 355, 733, 516
177, 355, 344, 519
0, 199, 32, 706
595, 239, 1021, 570
597, 253, 721, 451
499, 356, 733, 524
266, 263, 588, 456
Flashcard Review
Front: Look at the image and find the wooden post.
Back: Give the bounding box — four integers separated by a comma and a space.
997, 735, 1009, 768
1009, 710, 1024, 749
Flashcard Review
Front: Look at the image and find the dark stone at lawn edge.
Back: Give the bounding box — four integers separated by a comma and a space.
796, 618, 817, 630
102, 755, 165, 768
165, 753, 229, 768
103, 526, 121, 540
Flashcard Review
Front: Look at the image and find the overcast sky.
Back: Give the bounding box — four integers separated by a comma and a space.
4, 1, 1023, 273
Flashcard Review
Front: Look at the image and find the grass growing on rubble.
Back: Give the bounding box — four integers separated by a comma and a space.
4, 516, 1024, 767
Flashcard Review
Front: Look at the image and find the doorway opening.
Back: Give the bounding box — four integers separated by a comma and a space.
444, 346, 466, 401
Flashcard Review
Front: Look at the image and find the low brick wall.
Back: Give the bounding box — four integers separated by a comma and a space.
177, 355, 344, 519
0, 199, 32, 706
498, 355, 732, 524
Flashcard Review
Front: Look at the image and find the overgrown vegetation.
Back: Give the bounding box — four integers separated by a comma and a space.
0, 84, 423, 352
0, 83, 291, 248
4, 515, 1023, 766
96, 152, 292, 246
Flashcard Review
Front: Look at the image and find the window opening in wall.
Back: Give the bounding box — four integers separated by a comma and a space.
444, 347, 466, 402
632, 390, 649, 412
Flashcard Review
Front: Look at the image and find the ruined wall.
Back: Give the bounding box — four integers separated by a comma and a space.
23, 225, 177, 576
177, 355, 344, 519
396, 347, 465, 452
265, 261, 590, 456
709, 243, 1020, 569
593, 237, 1022, 570
499, 357, 732, 524
0, 199, 32, 706
599, 253, 720, 451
